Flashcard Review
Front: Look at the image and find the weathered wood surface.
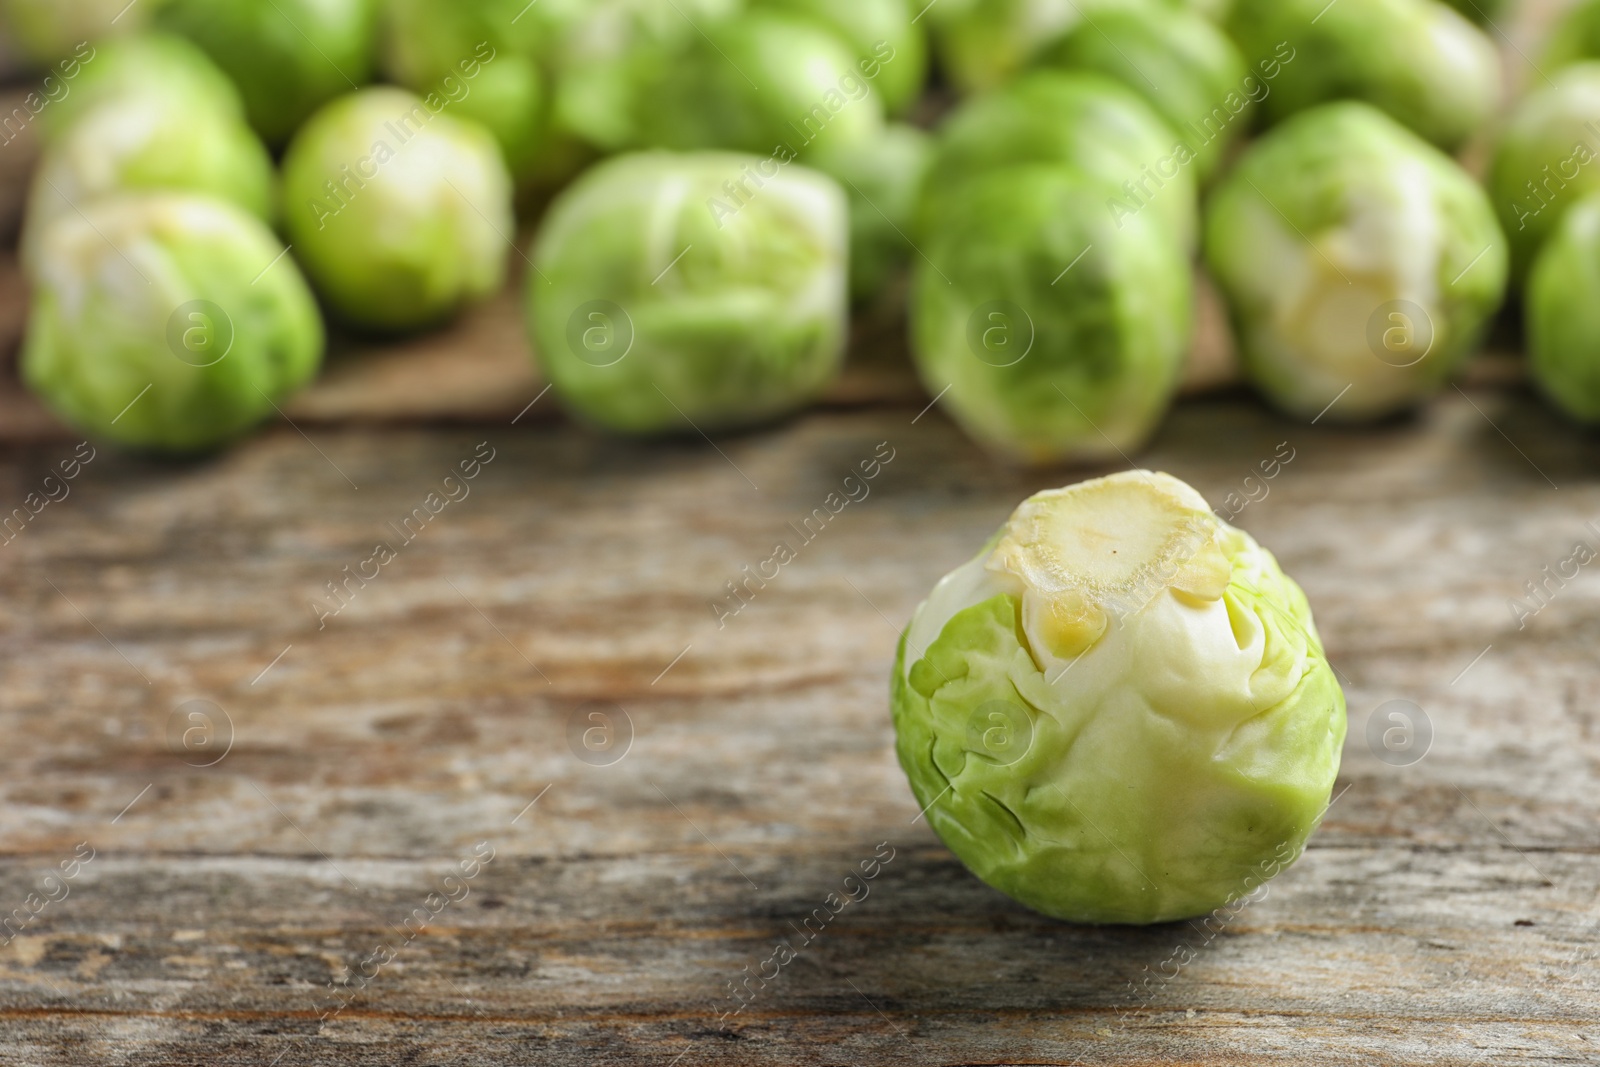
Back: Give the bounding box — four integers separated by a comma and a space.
1, 4, 1597, 1061
0, 388, 1597, 1065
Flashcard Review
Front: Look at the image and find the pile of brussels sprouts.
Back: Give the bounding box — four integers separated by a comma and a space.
6, 0, 1600, 454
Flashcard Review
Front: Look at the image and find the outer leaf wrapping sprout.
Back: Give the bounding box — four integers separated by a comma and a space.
1489, 63, 1600, 284
892, 470, 1346, 925
911, 164, 1192, 464
1206, 102, 1507, 422
1528, 192, 1600, 423
282, 87, 513, 333
22, 193, 324, 453
528, 151, 849, 434
1227, 0, 1500, 152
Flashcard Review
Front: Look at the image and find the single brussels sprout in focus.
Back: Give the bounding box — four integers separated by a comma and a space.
925, 0, 1081, 93
809, 123, 931, 301
158, 0, 378, 145
24, 93, 274, 271
753, 0, 927, 116
528, 151, 849, 434
893, 469, 1346, 924
911, 164, 1192, 464
0, 0, 165, 64
380, 0, 548, 184
1227, 0, 1500, 151
23, 193, 323, 452
1528, 192, 1600, 423
1206, 103, 1507, 422
633, 10, 887, 163
38, 32, 243, 141
282, 88, 513, 333
1489, 62, 1600, 282
1040, 2, 1247, 181
922, 71, 1199, 253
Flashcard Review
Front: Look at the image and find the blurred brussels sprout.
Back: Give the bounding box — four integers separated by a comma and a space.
1227, 0, 1500, 151
380, 0, 548, 183
549, 0, 742, 153
1528, 192, 1600, 423
1206, 103, 1507, 422
282, 88, 513, 333
892, 469, 1346, 924
633, 10, 887, 163
1181, 0, 1233, 18
1546, 0, 1600, 70
158, 0, 378, 145
22, 193, 323, 452
1039, 3, 1247, 181
1441, 0, 1506, 27
24, 93, 274, 271
38, 32, 243, 140
528, 151, 849, 434
753, 0, 927, 115
810, 123, 931, 301
924, 0, 1081, 93
921, 71, 1199, 253
0, 0, 165, 64
911, 164, 1192, 464
1489, 63, 1600, 282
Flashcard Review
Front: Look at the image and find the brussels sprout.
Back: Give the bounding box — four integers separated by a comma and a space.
632, 10, 886, 162
22, 193, 323, 452
158, 0, 378, 145
892, 469, 1346, 924
809, 123, 931, 301
24, 93, 274, 272
0, 0, 165, 64
753, 0, 927, 116
911, 164, 1192, 464
528, 151, 848, 434
38, 32, 243, 140
1226, 0, 1500, 151
1039, 3, 1247, 181
924, 0, 1081, 93
1489, 63, 1600, 282
1546, 0, 1600, 70
549, 0, 742, 153
1206, 103, 1507, 422
380, 0, 548, 183
921, 71, 1199, 253
1527, 192, 1600, 423
1441, 0, 1507, 27
282, 88, 513, 333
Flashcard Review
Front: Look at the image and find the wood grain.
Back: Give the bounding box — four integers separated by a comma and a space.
0, 391, 1596, 1065
0, 4, 1595, 1060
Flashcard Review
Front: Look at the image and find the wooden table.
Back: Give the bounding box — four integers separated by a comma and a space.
2, 3, 1597, 1060
1, 351, 1596, 1063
